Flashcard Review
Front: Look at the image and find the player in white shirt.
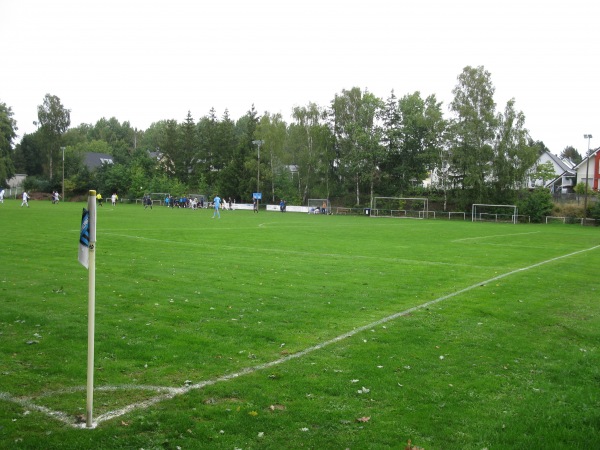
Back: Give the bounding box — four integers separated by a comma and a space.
21, 191, 30, 207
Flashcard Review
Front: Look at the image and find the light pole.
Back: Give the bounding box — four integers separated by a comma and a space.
252, 140, 264, 194
583, 134, 593, 218
61, 146, 65, 202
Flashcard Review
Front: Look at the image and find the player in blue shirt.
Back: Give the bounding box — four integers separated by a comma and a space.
212, 194, 221, 218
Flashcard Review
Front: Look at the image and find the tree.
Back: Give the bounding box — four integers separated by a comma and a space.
255, 112, 287, 202
531, 161, 556, 187
491, 98, 537, 201
330, 87, 384, 206
560, 145, 582, 165
228, 105, 259, 200
158, 119, 179, 179
448, 66, 498, 204
179, 111, 199, 185
36, 94, 71, 179
198, 108, 238, 192
388, 92, 442, 193
519, 187, 553, 223
13, 131, 45, 176
0, 101, 17, 185
88, 117, 136, 163
380, 91, 402, 191
288, 103, 332, 203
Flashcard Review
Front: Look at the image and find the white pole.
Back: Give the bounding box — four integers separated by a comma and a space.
86, 190, 97, 428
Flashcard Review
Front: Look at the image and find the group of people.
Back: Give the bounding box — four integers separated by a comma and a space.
0, 190, 57, 207
96, 193, 118, 207
163, 195, 206, 209
142, 194, 154, 209
161, 195, 235, 211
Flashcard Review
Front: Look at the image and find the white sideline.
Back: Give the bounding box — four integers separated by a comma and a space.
2, 244, 599, 428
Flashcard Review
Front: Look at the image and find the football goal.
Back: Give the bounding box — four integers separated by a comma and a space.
471, 204, 518, 224
308, 198, 330, 214
136, 192, 170, 206
372, 197, 429, 218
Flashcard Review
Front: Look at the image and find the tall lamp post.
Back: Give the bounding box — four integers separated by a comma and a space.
61, 146, 66, 202
252, 140, 264, 194
583, 134, 593, 218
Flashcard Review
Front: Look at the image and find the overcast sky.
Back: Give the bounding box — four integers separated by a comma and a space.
1, 0, 598, 155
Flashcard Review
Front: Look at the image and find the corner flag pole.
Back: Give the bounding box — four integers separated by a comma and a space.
85, 190, 97, 428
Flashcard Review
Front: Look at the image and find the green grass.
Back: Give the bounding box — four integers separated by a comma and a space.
1, 198, 599, 449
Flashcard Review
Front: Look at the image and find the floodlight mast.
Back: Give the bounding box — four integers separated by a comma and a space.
252, 140, 264, 194
583, 134, 593, 218
61, 147, 65, 201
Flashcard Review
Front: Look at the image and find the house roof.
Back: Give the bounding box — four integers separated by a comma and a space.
545, 170, 575, 189
84, 152, 114, 170
543, 150, 575, 172
573, 146, 600, 171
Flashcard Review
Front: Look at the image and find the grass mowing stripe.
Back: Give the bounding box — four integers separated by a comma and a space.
102, 231, 493, 269
9, 242, 594, 428
451, 231, 541, 242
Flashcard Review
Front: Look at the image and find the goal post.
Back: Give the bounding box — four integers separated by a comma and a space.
372, 197, 428, 218
308, 198, 330, 214
148, 192, 170, 206
471, 204, 518, 224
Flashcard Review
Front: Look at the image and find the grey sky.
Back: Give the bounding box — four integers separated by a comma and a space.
1, 0, 598, 154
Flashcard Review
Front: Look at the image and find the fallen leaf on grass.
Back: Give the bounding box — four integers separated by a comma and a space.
405, 439, 425, 450
356, 416, 370, 423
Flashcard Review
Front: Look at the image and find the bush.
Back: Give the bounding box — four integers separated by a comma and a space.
518, 188, 553, 223
23, 176, 52, 193
553, 203, 584, 219
590, 200, 600, 223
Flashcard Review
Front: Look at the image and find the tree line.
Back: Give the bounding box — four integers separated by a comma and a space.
0, 65, 583, 211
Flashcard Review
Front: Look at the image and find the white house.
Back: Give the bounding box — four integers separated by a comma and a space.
530, 150, 576, 193
573, 147, 600, 192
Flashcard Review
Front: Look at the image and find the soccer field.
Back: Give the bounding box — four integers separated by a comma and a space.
1, 200, 600, 449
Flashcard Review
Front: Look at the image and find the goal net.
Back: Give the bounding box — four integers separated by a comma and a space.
471, 204, 518, 224
187, 193, 206, 203
308, 198, 330, 214
143, 192, 169, 206
372, 197, 429, 218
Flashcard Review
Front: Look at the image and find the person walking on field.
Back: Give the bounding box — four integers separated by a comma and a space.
212, 194, 221, 218
0, 188, 5, 204
21, 191, 30, 207
111, 193, 118, 206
